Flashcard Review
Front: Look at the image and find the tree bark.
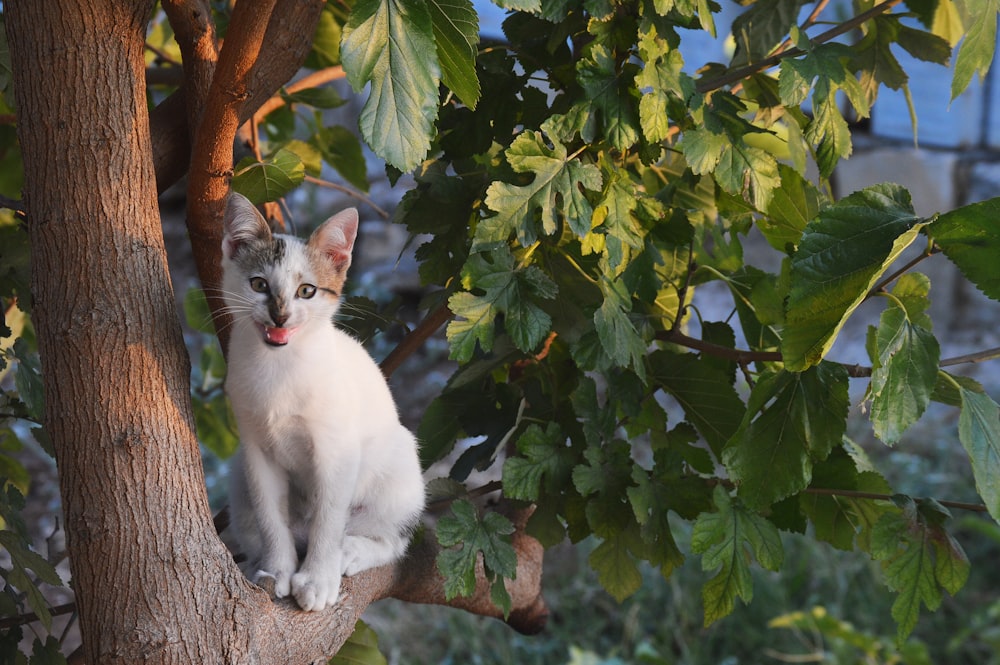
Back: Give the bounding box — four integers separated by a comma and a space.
5, 0, 253, 661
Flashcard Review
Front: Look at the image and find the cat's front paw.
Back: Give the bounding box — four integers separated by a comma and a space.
341, 536, 368, 577
291, 570, 341, 611
253, 568, 292, 598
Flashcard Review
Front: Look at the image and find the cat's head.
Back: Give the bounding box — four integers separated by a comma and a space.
220, 193, 359, 348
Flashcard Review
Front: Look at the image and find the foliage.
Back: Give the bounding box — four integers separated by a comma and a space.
2, 0, 1000, 662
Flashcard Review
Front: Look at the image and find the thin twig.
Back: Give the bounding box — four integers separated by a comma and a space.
658, 328, 783, 365
0, 194, 25, 215
869, 247, 939, 297
940, 347, 1000, 369
0, 602, 77, 630
770, 0, 831, 58
803, 487, 987, 513
145, 41, 181, 67
659, 328, 1000, 379
427, 480, 504, 509
253, 66, 346, 120
304, 175, 390, 220
379, 302, 453, 378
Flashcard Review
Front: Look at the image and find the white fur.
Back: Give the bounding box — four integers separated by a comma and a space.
222, 195, 425, 611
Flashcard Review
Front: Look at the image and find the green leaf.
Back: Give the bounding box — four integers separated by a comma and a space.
281, 86, 347, 110
306, 6, 343, 69
869, 305, 940, 444
871, 500, 969, 643
591, 170, 646, 273
446, 247, 557, 361
446, 291, 496, 361
779, 42, 869, 177
342, 0, 441, 172
680, 97, 780, 210
573, 45, 640, 151
957, 388, 1000, 521
29, 636, 67, 665
279, 139, 323, 178
329, 620, 388, 665
501, 422, 573, 501
230, 148, 305, 204
494, 0, 541, 12
315, 126, 369, 192
758, 163, 821, 252
436, 500, 517, 606
890, 272, 933, 329
193, 389, 239, 459
723, 363, 849, 509
12, 339, 44, 423
801, 451, 894, 552
895, 22, 953, 66
636, 27, 693, 143
692, 486, 783, 626
594, 277, 646, 378
852, 16, 909, 104
928, 196, 1000, 301
782, 184, 925, 370
730, 0, 809, 67
951, 0, 999, 100
427, 0, 481, 109
589, 532, 642, 602
479, 131, 603, 248
649, 350, 745, 457
0, 530, 62, 631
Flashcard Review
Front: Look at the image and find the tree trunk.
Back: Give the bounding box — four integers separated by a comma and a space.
5, 1, 250, 661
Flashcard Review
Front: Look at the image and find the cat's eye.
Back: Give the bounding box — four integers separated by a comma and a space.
249, 277, 269, 293
297, 284, 317, 299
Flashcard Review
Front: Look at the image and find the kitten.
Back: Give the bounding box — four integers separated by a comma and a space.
221, 192, 426, 612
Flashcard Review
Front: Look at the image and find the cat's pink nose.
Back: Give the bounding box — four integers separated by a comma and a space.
272, 313, 289, 327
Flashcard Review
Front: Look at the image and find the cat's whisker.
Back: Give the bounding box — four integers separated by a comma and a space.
336, 301, 398, 327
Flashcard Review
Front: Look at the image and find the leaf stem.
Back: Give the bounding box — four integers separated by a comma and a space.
868, 247, 939, 297
561, 253, 600, 285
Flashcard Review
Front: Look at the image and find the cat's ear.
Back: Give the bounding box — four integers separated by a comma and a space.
309, 208, 358, 273
223, 193, 272, 259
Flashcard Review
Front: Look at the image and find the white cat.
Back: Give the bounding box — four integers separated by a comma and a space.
221, 192, 426, 611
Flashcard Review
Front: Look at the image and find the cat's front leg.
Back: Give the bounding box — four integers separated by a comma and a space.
290, 456, 357, 611
243, 444, 299, 597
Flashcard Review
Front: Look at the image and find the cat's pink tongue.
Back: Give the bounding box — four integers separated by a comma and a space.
262, 325, 297, 346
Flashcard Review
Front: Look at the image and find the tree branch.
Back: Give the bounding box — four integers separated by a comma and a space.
220, 503, 547, 663
150, 0, 326, 195
802, 486, 987, 513
380, 302, 454, 378
185, 0, 282, 352
658, 328, 1000, 378
696, 0, 905, 94
253, 66, 346, 120
161, 0, 218, 138
0, 194, 25, 215
305, 175, 390, 220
